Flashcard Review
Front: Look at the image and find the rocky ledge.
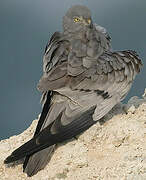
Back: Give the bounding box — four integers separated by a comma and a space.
0, 89, 146, 180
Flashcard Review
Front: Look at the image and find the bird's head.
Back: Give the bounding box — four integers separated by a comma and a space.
63, 5, 93, 34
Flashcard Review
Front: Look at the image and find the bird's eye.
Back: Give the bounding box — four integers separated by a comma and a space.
73, 17, 80, 22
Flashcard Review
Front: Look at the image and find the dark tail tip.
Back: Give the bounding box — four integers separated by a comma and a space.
4, 157, 11, 164
4, 155, 15, 164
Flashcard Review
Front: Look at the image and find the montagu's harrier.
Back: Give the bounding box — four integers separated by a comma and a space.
4, 5, 142, 176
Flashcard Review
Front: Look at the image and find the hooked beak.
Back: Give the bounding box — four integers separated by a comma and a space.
83, 19, 93, 28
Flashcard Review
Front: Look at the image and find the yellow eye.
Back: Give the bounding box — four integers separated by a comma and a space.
74, 17, 80, 22
87, 19, 91, 24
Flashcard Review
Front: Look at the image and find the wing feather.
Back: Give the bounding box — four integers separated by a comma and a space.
37, 33, 69, 91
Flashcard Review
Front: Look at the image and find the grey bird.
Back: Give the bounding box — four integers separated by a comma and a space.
4, 5, 142, 176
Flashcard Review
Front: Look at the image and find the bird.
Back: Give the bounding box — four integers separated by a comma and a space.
4, 5, 142, 177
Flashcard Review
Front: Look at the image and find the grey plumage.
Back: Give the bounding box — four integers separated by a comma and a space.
4, 5, 142, 177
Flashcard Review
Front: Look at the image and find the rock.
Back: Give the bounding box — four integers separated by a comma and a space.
123, 92, 146, 114
143, 88, 146, 99
123, 104, 136, 114
0, 90, 146, 180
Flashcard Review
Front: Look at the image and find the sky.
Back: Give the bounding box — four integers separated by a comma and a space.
0, 0, 145, 139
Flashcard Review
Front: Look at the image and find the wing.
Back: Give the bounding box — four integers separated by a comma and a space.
37, 32, 70, 92
38, 30, 142, 121
68, 50, 142, 120
36, 48, 142, 142
94, 24, 112, 51
71, 50, 142, 92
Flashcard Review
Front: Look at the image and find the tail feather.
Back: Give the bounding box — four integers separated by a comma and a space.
4, 91, 56, 177
23, 92, 52, 172
23, 145, 55, 177
4, 137, 42, 163
4, 106, 96, 164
